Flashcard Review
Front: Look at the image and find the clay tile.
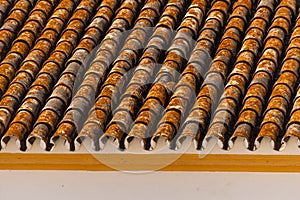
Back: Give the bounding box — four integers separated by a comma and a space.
270, 16, 291, 35
231, 123, 253, 142
35, 108, 60, 132
280, 59, 300, 75
0, 63, 16, 89
10, 40, 31, 58
284, 47, 300, 64
290, 25, 300, 38
270, 83, 293, 103
283, 124, 300, 142
288, 110, 300, 126
206, 60, 227, 79
255, 58, 277, 78
207, 1, 230, 25
225, 75, 247, 96
275, 72, 297, 90
197, 84, 219, 105
275, 0, 296, 19
228, 62, 252, 82
0, 0, 13, 24
265, 96, 289, 115
264, 37, 284, 56
222, 27, 241, 44
249, 18, 268, 35
259, 0, 277, 10
235, 109, 258, 129
258, 122, 281, 144
203, 72, 224, 92
227, 9, 248, 30
242, 32, 263, 53
217, 39, 237, 58
286, 36, 300, 51
198, 24, 218, 42
155, 110, 181, 138
120, 85, 144, 106
265, 27, 286, 44
213, 98, 237, 121
235, 51, 255, 67
243, 84, 267, 107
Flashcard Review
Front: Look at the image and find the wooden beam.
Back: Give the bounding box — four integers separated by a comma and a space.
0, 153, 300, 172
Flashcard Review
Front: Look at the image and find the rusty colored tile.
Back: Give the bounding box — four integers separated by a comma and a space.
283, 47, 300, 65
266, 96, 289, 115
222, 83, 242, 101
53, 0, 150, 149
240, 36, 261, 55
254, 59, 277, 80
205, 60, 227, 80
235, 51, 256, 67
271, 16, 291, 34
227, 62, 252, 82
0, 0, 35, 48
280, 58, 300, 75
273, 72, 297, 93
283, 124, 300, 143
2, 0, 99, 150
0, 0, 58, 96
155, 109, 182, 137
0, 0, 299, 152
0, 0, 15, 25
264, 37, 284, 56
232, 122, 253, 141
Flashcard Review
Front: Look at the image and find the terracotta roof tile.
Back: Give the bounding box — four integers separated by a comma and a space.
0, 0, 78, 143
232, 0, 297, 151
0, 0, 14, 26
50, 0, 143, 150
280, 13, 300, 149
27, 0, 119, 150
151, 0, 253, 150
76, 0, 166, 150
1, 0, 98, 150
124, 0, 208, 149
100, 0, 189, 149
0, 0, 36, 61
0, 0, 58, 96
1, 0, 300, 152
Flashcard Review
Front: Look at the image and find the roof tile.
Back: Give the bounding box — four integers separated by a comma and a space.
0, 0, 300, 152
1, 0, 98, 150
49, 0, 143, 151
0, 0, 58, 96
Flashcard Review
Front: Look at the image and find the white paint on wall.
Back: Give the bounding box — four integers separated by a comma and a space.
0, 171, 296, 200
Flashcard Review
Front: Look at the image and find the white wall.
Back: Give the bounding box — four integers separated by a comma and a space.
0, 171, 296, 200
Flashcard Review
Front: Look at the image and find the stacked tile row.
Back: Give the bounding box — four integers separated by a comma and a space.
125, 0, 212, 150
2, 0, 300, 151
77, 0, 167, 150
100, 0, 190, 149
0, 0, 28, 60
208, 0, 279, 149
0, 0, 15, 26
168, 0, 254, 150
1, 0, 99, 150
51, 0, 144, 150
0, 0, 79, 148
257, 10, 300, 149
0, 0, 56, 95
232, 0, 297, 150
280, 12, 300, 149
27, 0, 119, 150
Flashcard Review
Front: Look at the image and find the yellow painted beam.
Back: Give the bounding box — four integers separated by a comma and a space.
0, 153, 299, 172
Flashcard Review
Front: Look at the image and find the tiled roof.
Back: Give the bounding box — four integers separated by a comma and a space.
0, 0, 300, 152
